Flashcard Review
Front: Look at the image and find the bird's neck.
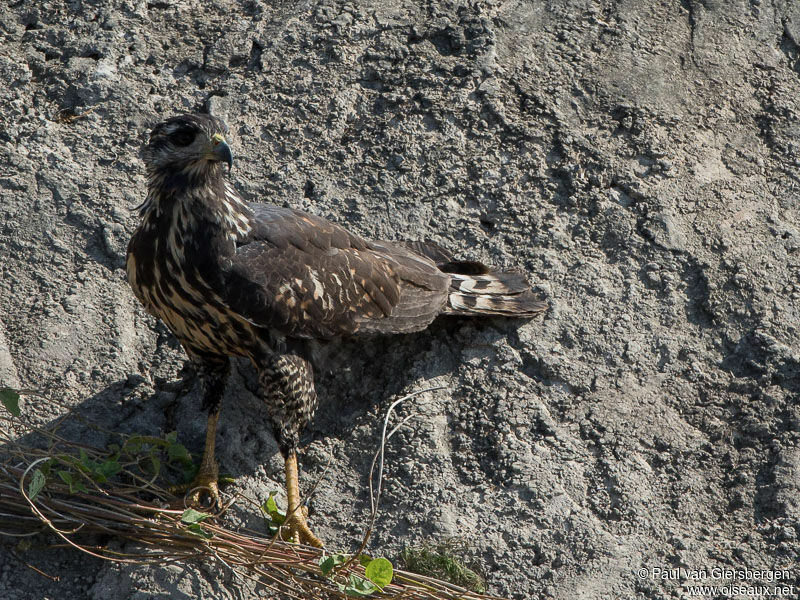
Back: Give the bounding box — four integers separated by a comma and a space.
141, 167, 253, 244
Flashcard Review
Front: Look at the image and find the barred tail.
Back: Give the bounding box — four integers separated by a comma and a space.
396, 240, 547, 317
442, 264, 548, 317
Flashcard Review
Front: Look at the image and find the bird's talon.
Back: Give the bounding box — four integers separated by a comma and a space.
170, 466, 223, 512
281, 512, 324, 548
185, 483, 222, 511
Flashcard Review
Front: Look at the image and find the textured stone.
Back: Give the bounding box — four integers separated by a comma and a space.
0, 0, 799, 599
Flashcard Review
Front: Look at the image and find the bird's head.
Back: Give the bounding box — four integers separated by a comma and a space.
143, 113, 233, 180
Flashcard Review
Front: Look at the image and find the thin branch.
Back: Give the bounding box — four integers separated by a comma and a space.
348, 385, 448, 565
0, 388, 506, 600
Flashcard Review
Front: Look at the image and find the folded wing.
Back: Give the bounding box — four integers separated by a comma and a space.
219, 205, 451, 339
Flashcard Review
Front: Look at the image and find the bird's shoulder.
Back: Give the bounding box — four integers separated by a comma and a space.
243, 203, 367, 253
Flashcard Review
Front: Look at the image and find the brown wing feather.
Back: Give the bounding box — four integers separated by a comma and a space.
219, 206, 449, 339
357, 240, 451, 333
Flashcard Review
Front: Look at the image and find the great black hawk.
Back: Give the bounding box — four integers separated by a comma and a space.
126, 113, 546, 546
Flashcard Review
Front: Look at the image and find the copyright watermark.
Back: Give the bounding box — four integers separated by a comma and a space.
637, 567, 796, 598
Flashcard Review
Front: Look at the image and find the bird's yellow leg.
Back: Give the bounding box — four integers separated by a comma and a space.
177, 411, 222, 510
282, 450, 324, 548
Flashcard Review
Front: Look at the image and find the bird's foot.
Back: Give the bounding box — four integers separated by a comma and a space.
170, 465, 222, 512
281, 505, 324, 548
186, 478, 221, 511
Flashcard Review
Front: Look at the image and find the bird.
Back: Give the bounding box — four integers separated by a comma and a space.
126, 112, 546, 547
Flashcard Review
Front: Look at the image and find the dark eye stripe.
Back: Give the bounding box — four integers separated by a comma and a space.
170, 128, 196, 146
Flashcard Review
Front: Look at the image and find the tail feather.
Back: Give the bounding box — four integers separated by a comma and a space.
449, 271, 530, 294
386, 240, 548, 318
442, 266, 547, 317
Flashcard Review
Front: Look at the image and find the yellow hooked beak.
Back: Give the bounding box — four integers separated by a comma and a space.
210, 133, 233, 170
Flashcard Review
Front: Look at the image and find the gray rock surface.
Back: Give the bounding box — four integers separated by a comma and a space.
1, 0, 799, 598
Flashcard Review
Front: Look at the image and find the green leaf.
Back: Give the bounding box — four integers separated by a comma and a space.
39, 458, 56, 477
181, 462, 199, 484
320, 556, 336, 576
341, 574, 378, 597
319, 553, 348, 576
58, 469, 87, 494
58, 470, 88, 494
122, 438, 143, 455
167, 441, 192, 464
365, 557, 393, 589
95, 459, 121, 480
181, 508, 213, 538
78, 448, 91, 470
261, 491, 286, 525
0, 388, 20, 417
28, 469, 45, 501
187, 523, 213, 539
359, 554, 373, 567
181, 508, 211, 524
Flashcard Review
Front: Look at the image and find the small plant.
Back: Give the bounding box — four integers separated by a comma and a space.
263, 492, 396, 597
118, 431, 197, 483
318, 552, 394, 597
0, 388, 20, 417
260, 490, 286, 536
181, 508, 214, 539
19, 431, 195, 503
400, 539, 487, 593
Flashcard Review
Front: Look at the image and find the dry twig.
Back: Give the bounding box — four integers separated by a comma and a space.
0, 391, 506, 600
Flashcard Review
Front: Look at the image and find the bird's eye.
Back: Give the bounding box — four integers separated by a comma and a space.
170, 128, 196, 147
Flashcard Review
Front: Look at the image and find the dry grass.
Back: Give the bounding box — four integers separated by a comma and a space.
400, 540, 487, 594
0, 390, 507, 600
